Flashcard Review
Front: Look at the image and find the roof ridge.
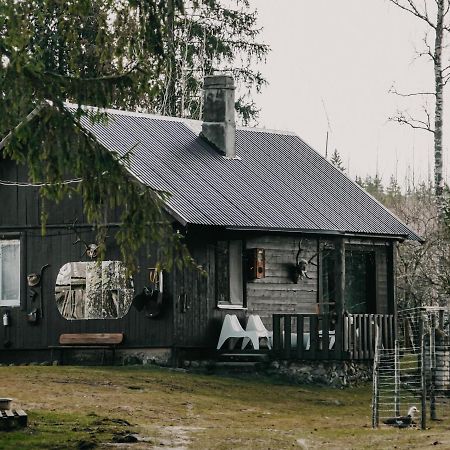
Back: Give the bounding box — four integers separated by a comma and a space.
64, 102, 297, 136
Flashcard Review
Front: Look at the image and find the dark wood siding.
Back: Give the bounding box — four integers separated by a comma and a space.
0, 158, 397, 355
171, 234, 247, 349
245, 236, 318, 330
0, 159, 175, 355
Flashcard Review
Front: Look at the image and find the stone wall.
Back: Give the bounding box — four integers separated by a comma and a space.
267, 360, 373, 388
181, 357, 373, 388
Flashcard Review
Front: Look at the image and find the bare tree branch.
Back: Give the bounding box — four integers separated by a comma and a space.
411, 30, 437, 62
389, 109, 436, 133
444, 0, 450, 17
388, 0, 437, 28
389, 84, 436, 97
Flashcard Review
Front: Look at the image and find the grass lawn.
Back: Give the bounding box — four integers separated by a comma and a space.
0, 365, 449, 449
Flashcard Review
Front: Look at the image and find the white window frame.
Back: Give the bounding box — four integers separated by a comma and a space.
217, 240, 246, 310
0, 239, 21, 307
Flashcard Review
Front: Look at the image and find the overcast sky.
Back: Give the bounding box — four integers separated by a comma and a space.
248, 0, 450, 187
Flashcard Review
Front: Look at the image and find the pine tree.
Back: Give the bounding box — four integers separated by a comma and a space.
361, 175, 385, 202
0, 0, 266, 269
157, 0, 269, 124
330, 149, 345, 172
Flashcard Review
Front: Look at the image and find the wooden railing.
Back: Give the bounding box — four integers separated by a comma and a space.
272, 313, 395, 361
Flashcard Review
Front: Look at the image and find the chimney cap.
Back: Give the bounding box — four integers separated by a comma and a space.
204, 74, 235, 89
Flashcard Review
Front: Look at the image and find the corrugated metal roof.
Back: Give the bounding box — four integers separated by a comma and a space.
71, 105, 421, 241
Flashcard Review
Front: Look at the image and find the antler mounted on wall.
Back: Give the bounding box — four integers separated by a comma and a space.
69, 219, 99, 259
293, 240, 318, 283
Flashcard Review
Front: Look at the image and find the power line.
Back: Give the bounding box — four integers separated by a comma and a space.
0, 178, 82, 187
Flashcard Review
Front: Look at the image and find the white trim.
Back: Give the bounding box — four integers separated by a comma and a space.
217, 304, 247, 311
64, 102, 186, 123
0, 239, 21, 307
0, 299, 20, 307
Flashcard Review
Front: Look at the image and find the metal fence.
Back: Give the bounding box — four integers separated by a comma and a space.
372, 307, 450, 429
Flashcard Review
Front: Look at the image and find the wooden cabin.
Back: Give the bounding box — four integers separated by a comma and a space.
0, 75, 421, 365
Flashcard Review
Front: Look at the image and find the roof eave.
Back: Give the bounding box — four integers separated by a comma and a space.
222, 225, 420, 242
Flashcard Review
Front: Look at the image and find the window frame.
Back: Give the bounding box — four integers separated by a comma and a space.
344, 244, 377, 314
216, 239, 247, 310
0, 233, 24, 308
318, 241, 337, 315
319, 240, 383, 315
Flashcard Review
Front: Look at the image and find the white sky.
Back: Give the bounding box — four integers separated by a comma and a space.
248, 0, 450, 187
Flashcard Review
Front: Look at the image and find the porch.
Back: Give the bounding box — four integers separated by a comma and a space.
271, 313, 395, 361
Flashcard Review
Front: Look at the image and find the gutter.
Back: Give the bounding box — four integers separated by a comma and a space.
223, 225, 415, 242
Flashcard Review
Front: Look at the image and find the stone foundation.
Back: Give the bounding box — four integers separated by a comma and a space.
180, 358, 373, 388
266, 360, 373, 387
118, 348, 172, 366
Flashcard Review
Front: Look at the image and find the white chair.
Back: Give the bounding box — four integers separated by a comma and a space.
241, 315, 272, 350
216, 314, 260, 350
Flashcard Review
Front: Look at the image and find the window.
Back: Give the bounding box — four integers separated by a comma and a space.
345, 248, 376, 314
216, 240, 244, 308
320, 243, 379, 315
0, 239, 20, 307
320, 244, 336, 315
55, 261, 134, 320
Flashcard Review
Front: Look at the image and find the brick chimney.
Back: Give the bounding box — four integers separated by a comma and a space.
201, 75, 236, 159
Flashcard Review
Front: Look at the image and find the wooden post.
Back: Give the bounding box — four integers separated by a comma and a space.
284, 314, 291, 360
430, 313, 437, 420
310, 315, 318, 360
296, 315, 304, 360
430, 368, 437, 421
334, 313, 343, 359
335, 238, 346, 360
420, 315, 427, 430
387, 242, 397, 336
368, 314, 374, 359
372, 324, 380, 428
394, 339, 400, 417
334, 238, 345, 314
362, 314, 369, 359
273, 314, 281, 356
322, 314, 330, 359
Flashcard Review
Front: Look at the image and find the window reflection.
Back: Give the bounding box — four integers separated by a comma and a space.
55, 261, 133, 320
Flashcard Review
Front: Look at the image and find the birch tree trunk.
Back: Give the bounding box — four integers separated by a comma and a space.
389, 0, 448, 202
434, 0, 444, 199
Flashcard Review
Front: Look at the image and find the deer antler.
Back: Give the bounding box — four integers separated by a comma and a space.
296, 240, 303, 266
69, 219, 98, 258
69, 219, 88, 251
308, 252, 319, 266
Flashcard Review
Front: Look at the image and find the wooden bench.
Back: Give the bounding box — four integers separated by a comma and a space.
49, 333, 124, 365
0, 409, 27, 430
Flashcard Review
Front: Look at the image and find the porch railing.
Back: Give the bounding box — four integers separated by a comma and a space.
272, 313, 395, 361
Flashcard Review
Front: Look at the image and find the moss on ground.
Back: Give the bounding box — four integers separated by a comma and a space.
0, 365, 449, 449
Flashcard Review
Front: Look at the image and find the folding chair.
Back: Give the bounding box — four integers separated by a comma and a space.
216, 314, 259, 350
241, 314, 271, 350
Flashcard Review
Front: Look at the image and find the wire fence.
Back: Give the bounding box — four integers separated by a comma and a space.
372, 306, 450, 429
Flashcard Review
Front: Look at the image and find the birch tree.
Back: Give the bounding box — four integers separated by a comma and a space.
388, 0, 450, 200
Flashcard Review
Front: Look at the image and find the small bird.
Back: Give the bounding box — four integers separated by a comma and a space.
383, 406, 419, 428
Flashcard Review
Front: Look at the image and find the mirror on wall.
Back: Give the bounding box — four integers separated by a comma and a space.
55, 261, 134, 320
